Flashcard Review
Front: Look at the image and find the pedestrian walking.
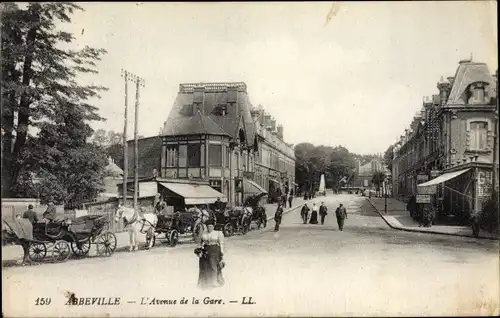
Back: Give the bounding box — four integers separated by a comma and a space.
335, 203, 348, 231
22, 204, 38, 225
288, 189, 294, 208
319, 202, 328, 225
309, 203, 319, 224
196, 219, 225, 289
300, 202, 310, 224
274, 202, 284, 232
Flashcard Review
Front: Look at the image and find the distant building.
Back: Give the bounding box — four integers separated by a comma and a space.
392, 59, 498, 224
250, 104, 295, 203
352, 157, 389, 189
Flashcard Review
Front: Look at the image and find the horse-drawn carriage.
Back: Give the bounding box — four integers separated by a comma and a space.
214, 194, 268, 237
2, 214, 117, 264
145, 207, 207, 247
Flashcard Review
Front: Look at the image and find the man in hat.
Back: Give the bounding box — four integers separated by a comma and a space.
300, 202, 310, 224
23, 204, 38, 225
274, 202, 284, 232
335, 203, 348, 231
319, 202, 328, 225
43, 200, 56, 222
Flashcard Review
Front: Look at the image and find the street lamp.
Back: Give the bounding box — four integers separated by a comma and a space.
384, 178, 388, 214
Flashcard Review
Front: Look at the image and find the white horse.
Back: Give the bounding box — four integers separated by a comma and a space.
115, 205, 158, 251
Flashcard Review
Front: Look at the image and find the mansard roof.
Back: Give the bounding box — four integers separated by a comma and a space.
161, 111, 229, 137
163, 82, 256, 146
446, 61, 496, 105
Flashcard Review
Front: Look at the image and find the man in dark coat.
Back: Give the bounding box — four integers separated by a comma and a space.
319, 202, 328, 225
335, 203, 347, 231
274, 202, 284, 232
23, 204, 38, 225
288, 189, 294, 208
214, 197, 224, 212
300, 203, 310, 224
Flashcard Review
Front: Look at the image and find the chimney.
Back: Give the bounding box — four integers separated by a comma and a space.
193, 87, 205, 113
227, 86, 237, 103
277, 125, 284, 139
271, 118, 276, 131
264, 114, 272, 129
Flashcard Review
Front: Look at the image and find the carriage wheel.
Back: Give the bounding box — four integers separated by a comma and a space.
223, 223, 234, 237
169, 230, 179, 247
145, 230, 156, 249
71, 239, 91, 257
28, 242, 47, 262
52, 240, 71, 262
96, 232, 117, 257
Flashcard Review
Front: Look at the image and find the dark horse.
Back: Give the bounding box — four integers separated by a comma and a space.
244, 194, 267, 229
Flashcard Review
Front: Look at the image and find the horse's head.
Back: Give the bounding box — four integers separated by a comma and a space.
115, 205, 127, 223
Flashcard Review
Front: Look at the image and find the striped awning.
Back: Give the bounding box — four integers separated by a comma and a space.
159, 182, 227, 205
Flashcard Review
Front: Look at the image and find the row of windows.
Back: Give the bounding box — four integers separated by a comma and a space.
396, 120, 489, 175
165, 143, 253, 170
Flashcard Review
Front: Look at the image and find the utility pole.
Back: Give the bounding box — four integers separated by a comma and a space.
121, 69, 130, 207
121, 70, 145, 210
133, 74, 145, 211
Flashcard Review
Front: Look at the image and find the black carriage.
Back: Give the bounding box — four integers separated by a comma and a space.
147, 207, 209, 248
2, 215, 117, 264
215, 207, 250, 237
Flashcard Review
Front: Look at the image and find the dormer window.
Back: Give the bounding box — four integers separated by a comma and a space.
182, 104, 194, 116
213, 104, 228, 116
468, 82, 487, 104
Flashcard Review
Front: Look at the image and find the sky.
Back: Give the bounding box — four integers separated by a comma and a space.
54, 1, 497, 155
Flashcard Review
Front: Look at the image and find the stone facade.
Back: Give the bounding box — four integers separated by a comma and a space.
392, 59, 498, 223
250, 105, 295, 203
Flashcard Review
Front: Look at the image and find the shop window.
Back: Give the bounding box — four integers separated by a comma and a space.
187, 144, 201, 167
178, 145, 187, 167
469, 121, 488, 150
166, 144, 179, 167
225, 147, 230, 168
209, 144, 222, 167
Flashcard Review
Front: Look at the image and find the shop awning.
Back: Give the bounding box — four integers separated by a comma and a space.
244, 178, 268, 195
417, 168, 471, 188
159, 182, 227, 205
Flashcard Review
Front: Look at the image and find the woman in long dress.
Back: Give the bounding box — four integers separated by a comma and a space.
196, 219, 225, 289
309, 203, 319, 224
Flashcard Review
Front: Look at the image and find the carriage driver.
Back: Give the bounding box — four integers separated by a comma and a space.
214, 197, 224, 212
42, 200, 56, 222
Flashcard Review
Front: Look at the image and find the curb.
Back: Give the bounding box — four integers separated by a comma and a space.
366, 199, 499, 241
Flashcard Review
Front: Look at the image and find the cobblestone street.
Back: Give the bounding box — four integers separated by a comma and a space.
3, 194, 498, 317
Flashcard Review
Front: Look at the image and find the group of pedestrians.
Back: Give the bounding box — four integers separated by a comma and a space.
273, 201, 348, 232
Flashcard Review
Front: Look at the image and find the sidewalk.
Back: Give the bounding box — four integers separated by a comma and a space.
368, 197, 499, 240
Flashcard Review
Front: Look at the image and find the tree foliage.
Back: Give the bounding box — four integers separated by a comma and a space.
294, 143, 357, 192
383, 144, 395, 172
371, 171, 386, 191
89, 129, 125, 168
1, 3, 108, 205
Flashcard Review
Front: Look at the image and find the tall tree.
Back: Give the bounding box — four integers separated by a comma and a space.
383, 144, 395, 172
1, 3, 108, 204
